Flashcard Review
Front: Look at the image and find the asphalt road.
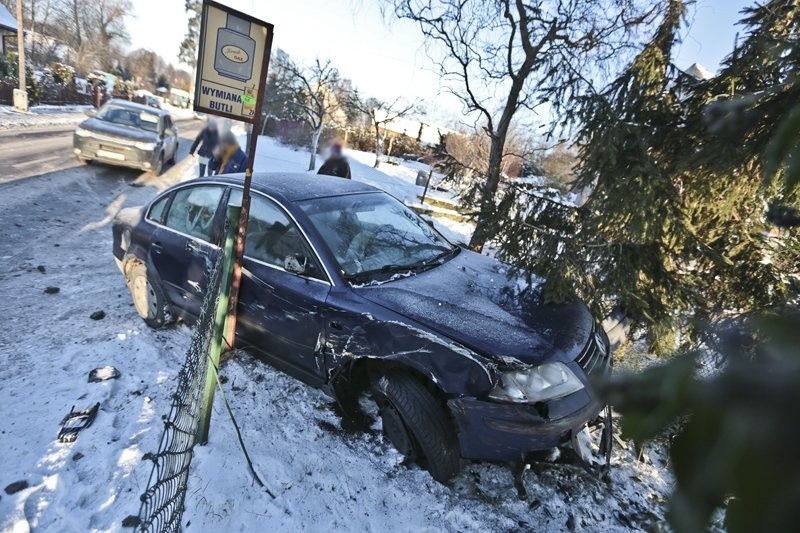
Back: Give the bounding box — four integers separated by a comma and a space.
0, 118, 204, 185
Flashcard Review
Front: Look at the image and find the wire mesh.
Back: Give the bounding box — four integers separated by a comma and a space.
136, 251, 225, 533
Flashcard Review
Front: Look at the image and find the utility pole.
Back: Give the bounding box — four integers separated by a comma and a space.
13, 0, 28, 111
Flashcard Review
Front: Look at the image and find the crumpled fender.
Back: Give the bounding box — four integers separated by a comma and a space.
324, 313, 497, 396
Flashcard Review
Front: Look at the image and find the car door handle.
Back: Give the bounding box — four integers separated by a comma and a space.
185, 240, 206, 256
152, 241, 163, 254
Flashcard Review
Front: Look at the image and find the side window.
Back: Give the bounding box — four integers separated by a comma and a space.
165, 185, 225, 242
147, 194, 171, 224
229, 189, 324, 280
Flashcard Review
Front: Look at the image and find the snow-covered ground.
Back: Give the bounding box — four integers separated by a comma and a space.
0, 137, 672, 532
0, 104, 93, 130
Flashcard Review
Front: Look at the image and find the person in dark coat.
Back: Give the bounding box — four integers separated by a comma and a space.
317, 142, 351, 179
190, 119, 219, 177
209, 131, 248, 175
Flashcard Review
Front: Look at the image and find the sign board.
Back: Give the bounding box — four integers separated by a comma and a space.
194, 0, 273, 123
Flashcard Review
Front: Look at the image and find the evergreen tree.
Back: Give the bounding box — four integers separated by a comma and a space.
178, 0, 202, 70
496, 0, 799, 353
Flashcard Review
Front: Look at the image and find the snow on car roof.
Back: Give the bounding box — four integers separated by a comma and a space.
207, 172, 382, 202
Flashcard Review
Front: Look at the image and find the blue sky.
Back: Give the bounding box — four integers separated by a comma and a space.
128, 0, 754, 121
674, 0, 753, 71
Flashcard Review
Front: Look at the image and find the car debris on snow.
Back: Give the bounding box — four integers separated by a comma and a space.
4, 480, 29, 495
88, 365, 121, 382
57, 402, 100, 443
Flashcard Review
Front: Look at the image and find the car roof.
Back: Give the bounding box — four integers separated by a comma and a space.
196, 172, 382, 202
105, 98, 169, 116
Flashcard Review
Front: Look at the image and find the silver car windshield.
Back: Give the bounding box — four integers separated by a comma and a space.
297, 192, 454, 279
96, 104, 160, 133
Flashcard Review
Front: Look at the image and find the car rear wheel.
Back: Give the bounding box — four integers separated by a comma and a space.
373, 371, 462, 483
125, 262, 170, 328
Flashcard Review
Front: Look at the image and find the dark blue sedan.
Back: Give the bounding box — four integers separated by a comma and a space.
112, 173, 610, 482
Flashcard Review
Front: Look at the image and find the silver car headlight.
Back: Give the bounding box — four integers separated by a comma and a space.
134, 141, 156, 150
488, 362, 584, 403
75, 127, 92, 137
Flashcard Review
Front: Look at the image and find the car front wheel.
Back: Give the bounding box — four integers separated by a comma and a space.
125, 261, 170, 328
153, 153, 164, 176
373, 371, 462, 483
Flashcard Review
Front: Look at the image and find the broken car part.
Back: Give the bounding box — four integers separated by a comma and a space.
58, 402, 99, 443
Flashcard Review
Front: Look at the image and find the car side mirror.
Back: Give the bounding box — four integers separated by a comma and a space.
84, 109, 96, 118
285, 254, 310, 275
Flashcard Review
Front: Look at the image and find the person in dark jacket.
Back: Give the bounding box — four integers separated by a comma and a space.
209, 131, 248, 175
190, 119, 219, 177
317, 142, 351, 179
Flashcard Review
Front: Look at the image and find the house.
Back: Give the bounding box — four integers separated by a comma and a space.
374, 111, 456, 146
0, 3, 18, 56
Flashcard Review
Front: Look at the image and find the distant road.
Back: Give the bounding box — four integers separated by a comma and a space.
0, 119, 203, 185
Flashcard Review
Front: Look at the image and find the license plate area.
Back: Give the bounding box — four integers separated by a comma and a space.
97, 148, 125, 161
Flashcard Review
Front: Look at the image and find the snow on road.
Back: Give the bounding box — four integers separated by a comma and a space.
0, 137, 672, 532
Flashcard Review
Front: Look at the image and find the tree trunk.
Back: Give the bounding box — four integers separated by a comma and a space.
387, 136, 395, 158
308, 124, 322, 171
468, 137, 505, 252
373, 121, 382, 168
72, 0, 82, 47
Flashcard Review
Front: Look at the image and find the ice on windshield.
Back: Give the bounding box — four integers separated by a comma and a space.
298, 192, 453, 278
96, 104, 160, 133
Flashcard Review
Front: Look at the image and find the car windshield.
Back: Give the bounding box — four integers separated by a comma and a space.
297, 192, 456, 282
95, 104, 160, 133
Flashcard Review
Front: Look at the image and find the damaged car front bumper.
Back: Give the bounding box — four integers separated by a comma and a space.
447, 366, 605, 462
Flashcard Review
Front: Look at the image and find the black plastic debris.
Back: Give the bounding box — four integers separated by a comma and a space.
121, 515, 141, 528
88, 366, 121, 383
4, 480, 28, 495
37, 265, 46, 273
89, 310, 106, 320
44, 286, 60, 294
72, 452, 84, 462
58, 403, 99, 443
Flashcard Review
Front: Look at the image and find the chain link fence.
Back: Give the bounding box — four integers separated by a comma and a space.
135, 252, 225, 533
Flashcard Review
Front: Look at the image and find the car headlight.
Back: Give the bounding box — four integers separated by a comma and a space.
75, 127, 92, 137
488, 362, 584, 403
134, 141, 156, 150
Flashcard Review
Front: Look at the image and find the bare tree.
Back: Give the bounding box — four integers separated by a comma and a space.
391, 0, 657, 251
348, 91, 417, 168
279, 56, 344, 170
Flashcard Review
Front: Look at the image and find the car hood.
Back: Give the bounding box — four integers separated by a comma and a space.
355, 249, 594, 367
79, 118, 158, 143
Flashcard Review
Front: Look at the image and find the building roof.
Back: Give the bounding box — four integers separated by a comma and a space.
684, 63, 715, 81
0, 4, 17, 33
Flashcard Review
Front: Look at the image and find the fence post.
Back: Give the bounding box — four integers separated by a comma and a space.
197, 204, 241, 444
